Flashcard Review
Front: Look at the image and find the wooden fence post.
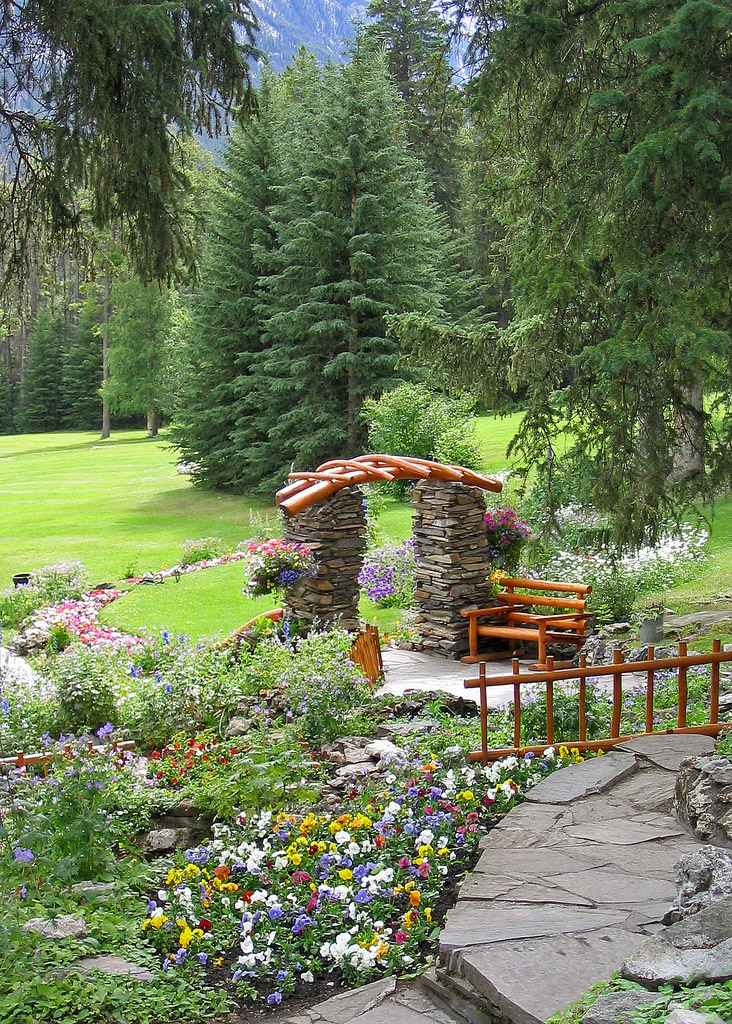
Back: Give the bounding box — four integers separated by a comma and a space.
611, 649, 623, 738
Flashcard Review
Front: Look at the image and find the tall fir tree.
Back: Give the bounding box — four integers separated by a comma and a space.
462, 0, 732, 543
364, 0, 464, 224
174, 68, 280, 487
62, 282, 104, 429
249, 47, 451, 487
20, 307, 68, 431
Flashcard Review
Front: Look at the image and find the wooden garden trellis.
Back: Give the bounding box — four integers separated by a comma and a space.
465, 639, 732, 763
0, 739, 136, 778
275, 454, 502, 515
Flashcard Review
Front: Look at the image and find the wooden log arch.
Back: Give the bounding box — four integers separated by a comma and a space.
275, 455, 503, 515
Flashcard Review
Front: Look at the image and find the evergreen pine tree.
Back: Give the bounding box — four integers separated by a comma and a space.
62, 283, 104, 429
20, 307, 68, 431
174, 68, 280, 488
364, 0, 464, 223
249, 47, 450, 487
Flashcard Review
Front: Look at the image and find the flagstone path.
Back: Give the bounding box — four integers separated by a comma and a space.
281, 732, 716, 1024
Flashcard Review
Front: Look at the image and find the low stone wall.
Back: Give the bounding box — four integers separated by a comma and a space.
282, 485, 366, 633
412, 481, 494, 658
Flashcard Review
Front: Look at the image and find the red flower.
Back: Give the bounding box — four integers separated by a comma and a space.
198, 919, 212, 932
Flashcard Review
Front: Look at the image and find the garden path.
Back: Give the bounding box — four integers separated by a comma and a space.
379, 647, 650, 706
0, 645, 39, 687
275, 733, 714, 1024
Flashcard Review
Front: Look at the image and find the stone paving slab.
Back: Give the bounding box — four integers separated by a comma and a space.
458, 927, 647, 1024
525, 752, 638, 804
437, 739, 714, 1023
281, 977, 462, 1024
440, 903, 628, 954
614, 734, 716, 772
74, 955, 154, 981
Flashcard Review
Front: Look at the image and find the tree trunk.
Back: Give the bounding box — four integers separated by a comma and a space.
101, 267, 111, 439
671, 382, 705, 484
147, 406, 158, 438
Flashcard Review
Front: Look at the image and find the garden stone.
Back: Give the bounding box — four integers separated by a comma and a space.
74, 955, 154, 981
364, 738, 408, 768
442, 745, 466, 765
23, 914, 87, 940
665, 847, 732, 923
574, 635, 624, 667
225, 716, 252, 738
139, 827, 195, 856
581, 989, 663, 1024
600, 622, 632, 636
377, 718, 439, 738
621, 896, 732, 988
675, 755, 732, 847
71, 880, 115, 901
628, 645, 679, 663
665, 1006, 724, 1024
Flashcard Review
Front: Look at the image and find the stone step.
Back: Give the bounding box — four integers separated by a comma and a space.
420, 966, 497, 1024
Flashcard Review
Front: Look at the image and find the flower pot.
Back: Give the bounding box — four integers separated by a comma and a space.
639, 613, 664, 645
12, 573, 31, 588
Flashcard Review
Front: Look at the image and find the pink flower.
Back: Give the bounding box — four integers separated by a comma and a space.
394, 930, 408, 944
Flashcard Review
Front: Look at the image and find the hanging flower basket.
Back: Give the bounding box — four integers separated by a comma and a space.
241, 540, 313, 598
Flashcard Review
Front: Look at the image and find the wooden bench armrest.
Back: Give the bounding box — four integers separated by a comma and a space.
460, 606, 512, 619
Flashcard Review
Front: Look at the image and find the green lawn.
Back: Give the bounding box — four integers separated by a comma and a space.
0, 430, 277, 585
3, 420, 731, 641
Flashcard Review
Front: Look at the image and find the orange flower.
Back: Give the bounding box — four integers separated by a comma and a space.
409, 890, 421, 907
214, 865, 230, 882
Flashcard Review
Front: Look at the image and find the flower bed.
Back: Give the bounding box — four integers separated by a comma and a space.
141, 753, 560, 1005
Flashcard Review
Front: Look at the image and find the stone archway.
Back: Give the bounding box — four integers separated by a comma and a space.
276, 456, 503, 656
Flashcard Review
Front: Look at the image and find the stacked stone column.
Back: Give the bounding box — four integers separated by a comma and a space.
412, 481, 495, 657
282, 485, 366, 633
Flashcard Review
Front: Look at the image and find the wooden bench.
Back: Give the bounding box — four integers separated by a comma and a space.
460, 577, 592, 669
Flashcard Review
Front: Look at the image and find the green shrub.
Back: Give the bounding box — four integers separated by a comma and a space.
518, 683, 606, 744
0, 586, 39, 628
51, 644, 120, 732
181, 536, 228, 564
587, 566, 638, 625
281, 629, 372, 745
362, 383, 482, 497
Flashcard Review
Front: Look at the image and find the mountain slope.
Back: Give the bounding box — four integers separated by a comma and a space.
251, 0, 366, 68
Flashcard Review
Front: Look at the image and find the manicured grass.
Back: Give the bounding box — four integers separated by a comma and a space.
4, 420, 732, 641
0, 430, 278, 585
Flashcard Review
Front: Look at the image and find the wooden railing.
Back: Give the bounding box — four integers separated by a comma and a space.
465, 639, 732, 763
0, 739, 136, 777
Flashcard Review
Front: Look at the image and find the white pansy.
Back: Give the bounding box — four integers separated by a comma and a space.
333, 830, 351, 845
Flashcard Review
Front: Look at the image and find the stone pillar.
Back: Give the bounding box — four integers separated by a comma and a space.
282, 485, 366, 633
412, 481, 494, 658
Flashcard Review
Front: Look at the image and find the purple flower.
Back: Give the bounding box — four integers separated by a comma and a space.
268, 907, 283, 921
355, 889, 374, 904
197, 952, 208, 965
13, 847, 34, 864
267, 992, 282, 1006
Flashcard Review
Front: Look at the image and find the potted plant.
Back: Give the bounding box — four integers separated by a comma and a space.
638, 603, 665, 645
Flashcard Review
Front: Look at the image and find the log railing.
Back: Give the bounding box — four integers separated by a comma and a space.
0, 739, 136, 777
465, 639, 732, 763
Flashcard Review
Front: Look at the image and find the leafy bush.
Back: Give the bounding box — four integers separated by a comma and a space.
0, 585, 39, 628
181, 536, 228, 564
280, 629, 371, 745
121, 638, 244, 748
29, 561, 87, 603
359, 539, 415, 607
52, 644, 120, 731
517, 683, 605, 744
586, 565, 639, 625
362, 383, 482, 497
